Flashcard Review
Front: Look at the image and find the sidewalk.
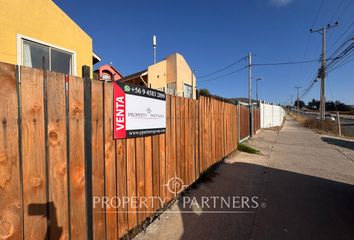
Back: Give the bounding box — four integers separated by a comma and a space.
134, 116, 354, 240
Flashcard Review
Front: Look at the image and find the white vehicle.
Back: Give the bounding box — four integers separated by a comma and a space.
316, 114, 336, 121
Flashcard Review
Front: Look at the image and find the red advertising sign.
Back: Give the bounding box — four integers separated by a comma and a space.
113, 82, 126, 139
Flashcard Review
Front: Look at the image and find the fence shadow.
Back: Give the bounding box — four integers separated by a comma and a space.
321, 136, 354, 151
177, 162, 354, 240
28, 202, 62, 240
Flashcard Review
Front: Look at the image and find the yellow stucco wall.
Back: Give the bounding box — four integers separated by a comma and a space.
0, 0, 92, 77
174, 53, 196, 99
147, 60, 167, 90
147, 53, 196, 98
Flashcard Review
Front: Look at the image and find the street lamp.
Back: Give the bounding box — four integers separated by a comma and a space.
256, 77, 263, 101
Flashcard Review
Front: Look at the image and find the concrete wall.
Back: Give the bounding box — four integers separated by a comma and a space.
260, 103, 285, 128
0, 0, 93, 77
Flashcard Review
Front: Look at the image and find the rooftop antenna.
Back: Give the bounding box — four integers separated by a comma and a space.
152, 35, 157, 64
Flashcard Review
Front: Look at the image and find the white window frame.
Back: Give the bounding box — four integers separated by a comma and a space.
17, 34, 77, 76
183, 82, 193, 99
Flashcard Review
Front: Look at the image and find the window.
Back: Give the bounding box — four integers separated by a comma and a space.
101, 71, 113, 81
167, 82, 177, 95
184, 83, 193, 99
22, 39, 73, 74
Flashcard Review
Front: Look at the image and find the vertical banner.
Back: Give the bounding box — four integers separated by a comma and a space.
113, 82, 166, 139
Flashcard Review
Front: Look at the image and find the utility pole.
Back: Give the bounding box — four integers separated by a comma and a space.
310, 22, 338, 121
248, 52, 253, 136
295, 87, 301, 114
256, 77, 263, 101
291, 95, 293, 106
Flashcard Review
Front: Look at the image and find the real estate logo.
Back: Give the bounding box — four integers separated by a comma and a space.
163, 176, 188, 197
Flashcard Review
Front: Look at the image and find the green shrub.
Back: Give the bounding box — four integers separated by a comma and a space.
238, 143, 260, 154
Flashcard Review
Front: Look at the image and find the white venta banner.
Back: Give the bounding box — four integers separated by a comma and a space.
113, 82, 166, 139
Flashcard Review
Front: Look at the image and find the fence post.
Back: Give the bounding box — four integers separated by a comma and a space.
197, 90, 200, 179
249, 104, 253, 137
337, 111, 342, 136
237, 102, 240, 144
82, 65, 93, 240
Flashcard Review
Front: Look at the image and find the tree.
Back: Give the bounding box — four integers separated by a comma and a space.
308, 98, 320, 110
294, 100, 305, 108
307, 98, 352, 112
198, 88, 211, 96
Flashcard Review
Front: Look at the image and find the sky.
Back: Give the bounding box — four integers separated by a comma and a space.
54, 0, 354, 105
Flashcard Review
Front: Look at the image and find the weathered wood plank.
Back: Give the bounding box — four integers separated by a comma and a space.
144, 136, 153, 217
184, 98, 189, 185
170, 96, 176, 196
20, 66, 47, 240
165, 95, 172, 202
126, 138, 137, 229
68, 76, 87, 240
175, 97, 181, 180
116, 139, 128, 238
159, 133, 166, 204
91, 80, 105, 240
47, 71, 69, 240
152, 135, 160, 210
0, 62, 22, 240
135, 137, 145, 223
180, 97, 185, 184
199, 97, 204, 173
104, 81, 117, 240
195, 99, 199, 180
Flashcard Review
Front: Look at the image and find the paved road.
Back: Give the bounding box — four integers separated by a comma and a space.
134, 116, 354, 240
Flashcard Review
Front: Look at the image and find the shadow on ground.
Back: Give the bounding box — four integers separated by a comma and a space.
177, 162, 354, 240
321, 136, 354, 151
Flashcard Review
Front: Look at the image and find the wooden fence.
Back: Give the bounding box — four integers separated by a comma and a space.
239, 104, 250, 141
254, 107, 261, 134
0, 62, 259, 240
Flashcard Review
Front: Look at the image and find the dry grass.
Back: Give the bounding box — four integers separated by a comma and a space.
289, 112, 337, 134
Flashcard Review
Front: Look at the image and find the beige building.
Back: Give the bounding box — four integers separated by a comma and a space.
120, 53, 196, 99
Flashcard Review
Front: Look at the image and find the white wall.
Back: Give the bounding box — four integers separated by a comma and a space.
260, 103, 285, 128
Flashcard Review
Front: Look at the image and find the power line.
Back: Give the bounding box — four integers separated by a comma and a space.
198, 56, 246, 79
253, 59, 320, 66
328, 22, 354, 53
301, 76, 318, 99
327, 42, 354, 71
301, 38, 354, 100
330, 56, 354, 71
311, 0, 324, 29
329, 0, 345, 25
198, 66, 247, 84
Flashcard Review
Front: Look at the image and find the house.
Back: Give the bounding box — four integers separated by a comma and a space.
93, 64, 123, 81
0, 0, 100, 77
120, 53, 197, 99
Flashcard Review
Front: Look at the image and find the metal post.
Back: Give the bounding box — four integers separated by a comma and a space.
291, 95, 293, 106
295, 86, 301, 114
256, 80, 258, 101
153, 35, 157, 64
82, 65, 93, 240
256, 77, 262, 102
337, 111, 342, 136
248, 52, 253, 136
